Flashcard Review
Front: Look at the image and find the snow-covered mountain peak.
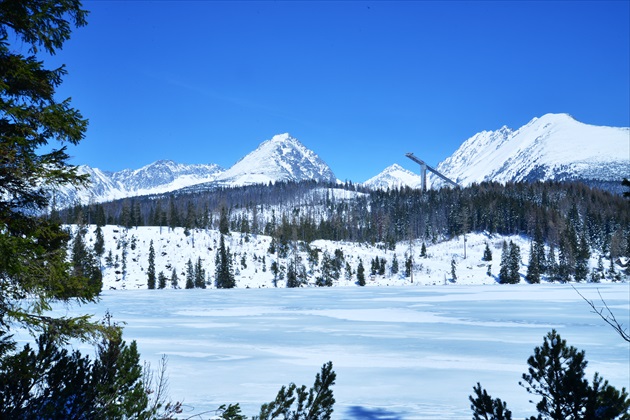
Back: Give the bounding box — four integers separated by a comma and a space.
436, 113, 629, 186
363, 163, 423, 190
215, 133, 336, 186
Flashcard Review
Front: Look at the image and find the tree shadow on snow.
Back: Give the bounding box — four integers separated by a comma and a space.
345, 406, 405, 420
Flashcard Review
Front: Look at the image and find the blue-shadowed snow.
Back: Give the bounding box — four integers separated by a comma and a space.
24, 283, 630, 419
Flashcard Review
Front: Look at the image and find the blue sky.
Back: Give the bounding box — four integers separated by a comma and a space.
44, 0, 629, 182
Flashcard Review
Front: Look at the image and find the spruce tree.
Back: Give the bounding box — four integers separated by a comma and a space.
170, 267, 179, 289
526, 241, 541, 284
499, 241, 510, 284
391, 253, 399, 275
286, 262, 299, 288
378, 257, 386, 276
482, 242, 493, 262
215, 235, 235, 289
94, 225, 105, 262
508, 241, 521, 284
147, 240, 156, 289
404, 255, 413, 278
451, 258, 457, 281
574, 233, 590, 282
357, 259, 366, 286
185, 258, 194, 289
194, 256, 206, 289
420, 242, 427, 258
157, 271, 167, 289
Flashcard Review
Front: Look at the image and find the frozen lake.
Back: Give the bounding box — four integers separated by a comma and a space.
47, 283, 629, 419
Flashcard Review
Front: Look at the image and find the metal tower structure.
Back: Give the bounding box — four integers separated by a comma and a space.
405, 152, 459, 191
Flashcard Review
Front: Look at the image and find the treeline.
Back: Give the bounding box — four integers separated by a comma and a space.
57, 180, 630, 260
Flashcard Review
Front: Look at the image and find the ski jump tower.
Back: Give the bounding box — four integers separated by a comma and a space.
405, 152, 459, 192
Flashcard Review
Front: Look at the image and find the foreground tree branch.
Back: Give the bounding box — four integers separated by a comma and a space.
572, 285, 630, 343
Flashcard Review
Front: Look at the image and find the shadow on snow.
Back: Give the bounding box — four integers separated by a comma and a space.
345, 406, 405, 420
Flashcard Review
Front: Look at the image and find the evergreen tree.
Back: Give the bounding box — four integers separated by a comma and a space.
470, 330, 630, 420
391, 253, 399, 275
256, 361, 336, 420
215, 235, 235, 289
271, 261, 280, 287
147, 240, 156, 289
357, 259, 366, 286
344, 262, 353, 281
574, 233, 590, 282
194, 256, 206, 289
286, 262, 300, 288
370, 258, 378, 276
507, 241, 521, 284
547, 244, 559, 281
482, 242, 493, 262
219, 206, 230, 236
70, 225, 103, 295
451, 258, 457, 281
520, 330, 630, 419
378, 257, 386, 276
420, 242, 427, 258
170, 267, 179, 289
157, 271, 167, 289
526, 241, 541, 284
185, 258, 194, 289
94, 225, 105, 262
316, 251, 335, 287
470, 382, 512, 420
404, 255, 413, 278
499, 241, 510, 284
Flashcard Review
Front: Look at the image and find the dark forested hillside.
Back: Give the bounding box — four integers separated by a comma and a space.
58, 180, 629, 261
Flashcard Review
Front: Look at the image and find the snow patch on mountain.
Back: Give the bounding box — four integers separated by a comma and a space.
436, 113, 629, 186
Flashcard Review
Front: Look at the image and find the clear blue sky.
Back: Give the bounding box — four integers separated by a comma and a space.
45, 0, 629, 182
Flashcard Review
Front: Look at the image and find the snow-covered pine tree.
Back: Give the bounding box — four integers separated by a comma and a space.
499, 241, 510, 284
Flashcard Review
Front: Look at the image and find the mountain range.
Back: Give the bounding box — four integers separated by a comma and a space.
55, 114, 629, 207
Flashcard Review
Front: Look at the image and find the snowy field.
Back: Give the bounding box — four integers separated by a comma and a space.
39, 283, 630, 419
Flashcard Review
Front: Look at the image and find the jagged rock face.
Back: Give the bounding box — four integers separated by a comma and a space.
435, 113, 629, 186
215, 133, 336, 186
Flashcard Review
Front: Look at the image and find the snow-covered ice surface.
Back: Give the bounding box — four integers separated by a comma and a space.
36, 284, 630, 419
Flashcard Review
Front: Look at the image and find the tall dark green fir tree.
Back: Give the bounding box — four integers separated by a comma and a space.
215, 235, 235, 288
147, 240, 156, 289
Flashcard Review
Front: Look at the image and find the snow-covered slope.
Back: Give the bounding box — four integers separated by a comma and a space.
75, 225, 624, 291
54, 160, 223, 207
363, 164, 423, 190
436, 113, 629, 186
214, 133, 336, 186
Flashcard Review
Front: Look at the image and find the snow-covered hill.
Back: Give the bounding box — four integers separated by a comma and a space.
363, 164, 423, 190
214, 133, 336, 186
435, 113, 629, 186
75, 225, 622, 291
